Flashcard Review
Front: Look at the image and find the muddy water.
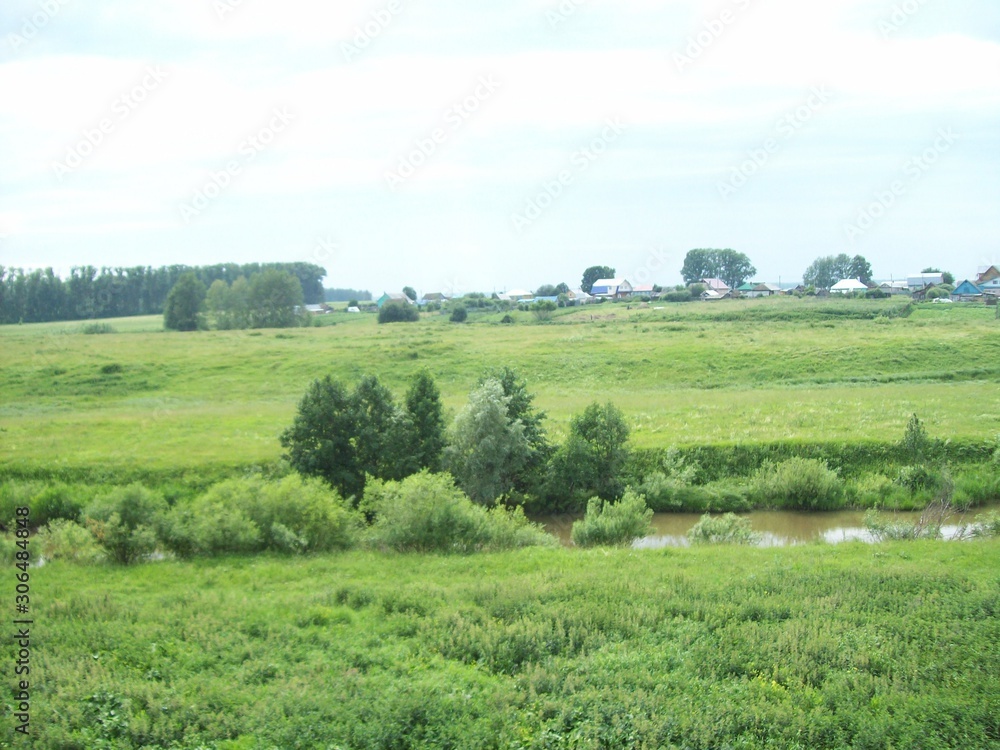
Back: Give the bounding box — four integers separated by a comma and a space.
535, 504, 1000, 548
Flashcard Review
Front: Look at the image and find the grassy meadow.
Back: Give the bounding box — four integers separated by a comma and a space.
10, 542, 1000, 749
2, 296, 999, 482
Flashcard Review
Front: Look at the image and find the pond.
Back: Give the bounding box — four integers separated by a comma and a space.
534, 504, 1000, 548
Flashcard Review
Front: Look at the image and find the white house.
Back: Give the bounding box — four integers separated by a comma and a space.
590, 278, 633, 298
830, 279, 869, 294
976, 265, 1000, 293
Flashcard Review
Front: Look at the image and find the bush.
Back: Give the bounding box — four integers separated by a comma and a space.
972, 510, 1000, 538
363, 471, 553, 553
162, 488, 262, 558
0, 481, 42, 528
84, 484, 168, 564
30, 483, 85, 527
449, 304, 468, 323
378, 301, 419, 323
750, 457, 843, 510
895, 464, 942, 494
35, 519, 104, 563
571, 490, 653, 548
81, 323, 116, 334
687, 513, 760, 545
663, 290, 693, 303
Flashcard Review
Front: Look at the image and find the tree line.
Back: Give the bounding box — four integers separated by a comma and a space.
281, 368, 631, 513
0, 262, 325, 325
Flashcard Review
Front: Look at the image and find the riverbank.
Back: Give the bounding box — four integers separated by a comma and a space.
15, 541, 1000, 749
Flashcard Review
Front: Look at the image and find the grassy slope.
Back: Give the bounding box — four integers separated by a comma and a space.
15, 542, 1000, 749
1, 297, 998, 476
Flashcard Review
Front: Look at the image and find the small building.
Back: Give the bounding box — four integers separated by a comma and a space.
907, 273, 943, 289
878, 280, 910, 296
951, 280, 985, 302
701, 289, 733, 301
346, 306, 361, 313
567, 289, 594, 304
976, 265, 1000, 293
630, 284, 656, 298
303, 304, 330, 314
748, 283, 781, 298
590, 278, 633, 299
701, 278, 731, 294
830, 279, 869, 295
376, 292, 414, 308
505, 289, 534, 301
419, 292, 450, 305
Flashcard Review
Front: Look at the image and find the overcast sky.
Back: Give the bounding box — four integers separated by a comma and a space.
1, 0, 998, 295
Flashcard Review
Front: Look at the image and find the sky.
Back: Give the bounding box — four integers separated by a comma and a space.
1, 0, 998, 296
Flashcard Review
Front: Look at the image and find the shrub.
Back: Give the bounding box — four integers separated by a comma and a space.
750, 458, 843, 510
363, 471, 553, 553
247, 475, 360, 553
81, 323, 116, 334
972, 510, 1000, 538
35, 519, 104, 563
571, 490, 653, 548
84, 484, 168, 564
363, 472, 486, 553
30, 483, 85, 526
449, 304, 468, 323
953, 469, 1000, 507
895, 464, 942, 494
162, 489, 262, 558
687, 513, 760, 545
378, 301, 419, 323
0, 481, 43, 528
663, 291, 693, 303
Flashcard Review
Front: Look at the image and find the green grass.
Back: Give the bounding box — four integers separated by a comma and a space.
13, 542, 1000, 748
2, 297, 998, 480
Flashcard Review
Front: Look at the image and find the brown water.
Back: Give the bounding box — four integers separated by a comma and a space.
535, 504, 1000, 548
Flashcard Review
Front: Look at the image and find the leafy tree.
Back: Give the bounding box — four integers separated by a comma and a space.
248, 269, 303, 328
531, 300, 557, 321
681, 249, 756, 288
405, 371, 445, 472
445, 379, 530, 505
849, 254, 874, 285
803, 253, 873, 289
402, 286, 417, 302
84, 484, 168, 564
163, 272, 206, 331
378, 301, 419, 323
581, 266, 616, 294
571, 402, 631, 500
280, 376, 361, 499
450, 304, 468, 322
554, 282, 570, 295
351, 375, 415, 481
535, 284, 557, 297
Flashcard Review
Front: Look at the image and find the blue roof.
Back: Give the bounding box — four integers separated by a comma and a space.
953, 280, 983, 295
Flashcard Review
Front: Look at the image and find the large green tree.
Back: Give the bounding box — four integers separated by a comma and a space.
404, 371, 445, 472
163, 272, 206, 331
681, 249, 756, 288
803, 254, 873, 289
248, 269, 303, 328
445, 379, 530, 505
581, 266, 616, 294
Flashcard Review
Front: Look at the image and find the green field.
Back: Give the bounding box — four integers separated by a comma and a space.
2, 297, 998, 480
11, 542, 1000, 749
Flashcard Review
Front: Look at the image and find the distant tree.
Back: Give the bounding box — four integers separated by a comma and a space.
378, 301, 419, 323
247, 269, 303, 328
849, 255, 874, 285
554, 282, 570, 295
405, 371, 445, 472
350, 375, 414, 482
347, 299, 359, 308
445, 379, 530, 505
449, 304, 468, 323
163, 272, 206, 331
581, 266, 616, 294
205, 279, 230, 328
535, 284, 558, 297
531, 300, 557, 321
804, 254, 872, 289
681, 249, 756, 288
402, 286, 417, 302
923, 267, 954, 285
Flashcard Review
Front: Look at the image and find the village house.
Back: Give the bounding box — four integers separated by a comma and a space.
590, 278, 633, 299
830, 279, 869, 295
951, 279, 985, 302
376, 292, 414, 308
